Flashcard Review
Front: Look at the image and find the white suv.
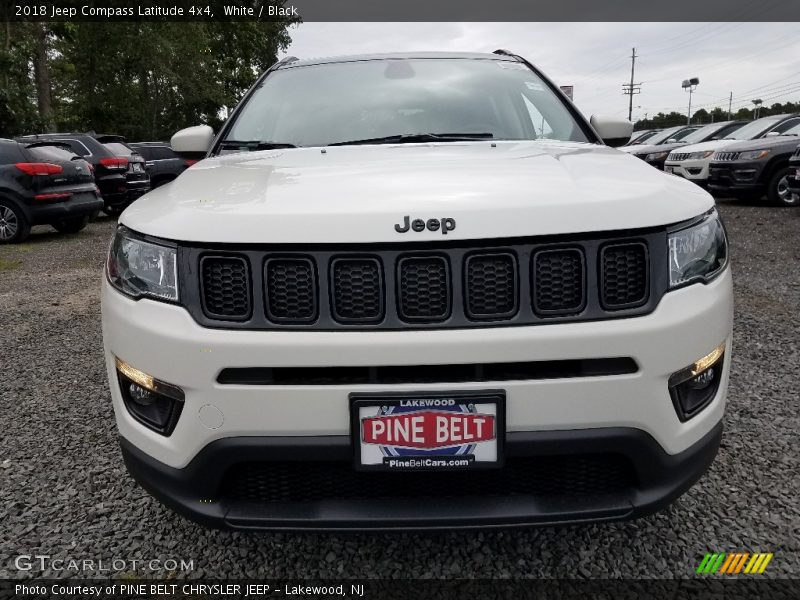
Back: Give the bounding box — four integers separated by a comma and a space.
102, 52, 732, 530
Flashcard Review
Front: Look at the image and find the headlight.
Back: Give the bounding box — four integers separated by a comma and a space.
668, 211, 728, 288
107, 226, 178, 301
738, 149, 770, 160
646, 151, 669, 161
689, 150, 715, 160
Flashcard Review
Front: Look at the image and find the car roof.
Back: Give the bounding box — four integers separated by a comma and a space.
281, 51, 517, 69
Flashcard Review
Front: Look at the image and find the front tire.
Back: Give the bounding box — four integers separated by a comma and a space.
768, 168, 799, 207
0, 200, 30, 244
52, 215, 90, 234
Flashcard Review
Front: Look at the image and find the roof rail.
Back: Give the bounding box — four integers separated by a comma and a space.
273, 55, 299, 69
493, 49, 521, 60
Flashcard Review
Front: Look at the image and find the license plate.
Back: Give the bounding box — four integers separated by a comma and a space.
351, 391, 504, 471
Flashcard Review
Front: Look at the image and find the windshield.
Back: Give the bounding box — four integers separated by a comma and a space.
680, 123, 731, 144
221, 58, 591, 149
724, 117, 783, 140
647, 127, 687, 145
630, 130, 657, 144
103, 142, 134, 156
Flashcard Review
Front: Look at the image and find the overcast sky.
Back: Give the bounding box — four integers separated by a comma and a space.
281, 22, 800, 122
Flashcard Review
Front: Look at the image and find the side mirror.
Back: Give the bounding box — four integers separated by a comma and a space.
590, 115, 634, 148
765, 131, 781, 137
171, 125, 214, 160
666, 138, 678, 143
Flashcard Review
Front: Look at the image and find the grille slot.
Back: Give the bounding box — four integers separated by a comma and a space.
264, 257, 317, 323
199, 256, 251, 320
397, 255, 451, 322
601, 243, 649, 309
217, 358, 638, 385
330, 257, 384, 323
221, 455, 636, 504
532, 248, 585, 315
464, 253, 518, 319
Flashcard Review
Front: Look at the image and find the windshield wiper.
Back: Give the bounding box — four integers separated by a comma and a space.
328, 132, 494, 147
219, 139, 297, 151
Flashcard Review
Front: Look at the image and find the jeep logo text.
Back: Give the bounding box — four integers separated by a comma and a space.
394, 216, 456, 235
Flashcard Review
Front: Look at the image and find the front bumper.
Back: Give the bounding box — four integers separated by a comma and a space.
707, 161, 767, 195
120, 422, 723, 531
788, 161, 800, 193
103, 267, 733, 528
664, 160, 711, 183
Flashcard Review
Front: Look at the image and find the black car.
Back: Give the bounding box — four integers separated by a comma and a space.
788, 144, 800, 198
708, 119, 800, 207
0, 139, 103, 243
129, 142, 191, 188
95, 135, 151, 215
15, 132, 150, 216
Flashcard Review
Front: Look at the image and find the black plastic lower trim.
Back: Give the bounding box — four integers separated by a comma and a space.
119, 422, 723, 531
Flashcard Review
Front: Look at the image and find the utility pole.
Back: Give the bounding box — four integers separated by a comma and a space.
728, 92, 733, 119
622, 48, 641, 121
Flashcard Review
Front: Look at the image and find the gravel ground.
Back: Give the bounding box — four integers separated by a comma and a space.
1, 202, 798, 580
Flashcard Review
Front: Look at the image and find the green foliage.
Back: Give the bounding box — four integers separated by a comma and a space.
0, 20, 295, 140
634, 100, 800, 131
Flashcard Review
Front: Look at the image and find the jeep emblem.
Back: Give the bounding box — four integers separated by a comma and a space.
394, 216, 456, 235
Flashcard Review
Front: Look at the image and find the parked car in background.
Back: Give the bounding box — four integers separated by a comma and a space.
0, 139, 103, 243
639, 121, 745, 171
665, 114, 800, 188
15, 132, 149, 217
619, 125, 701, 168
95, 136, 151, 215
708, 119, 800, 206
129, 142, 192, 188
627, 129, 660, 145
787, 144, 800, 199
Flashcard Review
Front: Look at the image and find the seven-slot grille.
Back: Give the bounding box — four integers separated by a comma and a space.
669, 152, 690, 161
189, 233, 662, 330
714, 151, 740, 162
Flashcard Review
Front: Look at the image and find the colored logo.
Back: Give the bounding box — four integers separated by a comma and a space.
697, 552, 773, 575
362, 409, 495, 450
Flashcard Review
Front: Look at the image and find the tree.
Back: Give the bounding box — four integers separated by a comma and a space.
0, 19, 296, 139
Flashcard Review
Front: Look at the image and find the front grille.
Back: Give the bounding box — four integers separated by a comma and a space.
200, 256, 251, 320
532, 248, 585, 315
714, 151, 740, 162
669, 152, 690, 161
465, 253, 517, 319
601, 243, 649, 309
221, 455, 636, 504
186, 229, 664, 330
264, 258, 317, 323
397, 256, 450, 321
331, 258, 383, 323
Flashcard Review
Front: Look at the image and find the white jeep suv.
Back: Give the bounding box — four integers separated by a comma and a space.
102, 52, 732, 530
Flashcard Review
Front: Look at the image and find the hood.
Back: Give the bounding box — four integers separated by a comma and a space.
120, 140, 714, 244
619, 141, 685, 156
716, 135, 800, 153
669, 139, 739, 155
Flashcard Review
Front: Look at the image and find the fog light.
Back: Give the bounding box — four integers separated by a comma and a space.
669, 342, 725, 421
115, 357, 184, 435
